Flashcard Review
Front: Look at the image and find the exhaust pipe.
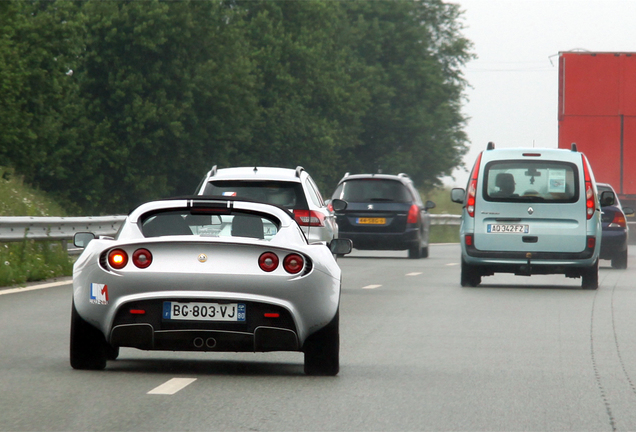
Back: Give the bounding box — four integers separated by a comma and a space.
193, 337, 204, 348
206, 338, 216, 348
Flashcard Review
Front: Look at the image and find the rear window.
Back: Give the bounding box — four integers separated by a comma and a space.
140, 209, 280, 240
333, 179, 412, 203
202, 181, 308, 209
483, 160, 579, 203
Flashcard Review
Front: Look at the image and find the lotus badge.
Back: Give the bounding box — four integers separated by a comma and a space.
198, 253, 207, 263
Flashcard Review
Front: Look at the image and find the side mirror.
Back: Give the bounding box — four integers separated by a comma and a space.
329, 238, 353, 255
74, 232, 96, 248
600, 190, 616, 207
450, 188, 465, 204
424, 200, 436, 211
623, 207, 634, 216
331, 198, 348, 212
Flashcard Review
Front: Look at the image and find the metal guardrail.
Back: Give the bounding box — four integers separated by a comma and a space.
0, 216, 126, 243
0, 214, 461, 243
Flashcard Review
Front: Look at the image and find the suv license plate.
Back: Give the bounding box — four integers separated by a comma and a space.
487, 224, 529, 233
163, 302, 246, 322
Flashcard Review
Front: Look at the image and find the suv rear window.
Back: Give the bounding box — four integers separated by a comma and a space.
334, 179, 412, 203
484, 160, 579, 203
202, 181, 308, 209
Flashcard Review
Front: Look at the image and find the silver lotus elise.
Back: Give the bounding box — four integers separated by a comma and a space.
70, 197, 351, 375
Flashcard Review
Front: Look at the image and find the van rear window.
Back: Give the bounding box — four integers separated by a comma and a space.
483, 161, 579, 203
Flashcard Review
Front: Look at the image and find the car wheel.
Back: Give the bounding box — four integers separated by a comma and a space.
421, 246, 429, 259
408, 244, 422, 259
461, 258, 481, 287
611, 249, 628, 269
581, 260, 599, 290
70, 302, 108, 370
303, 310, 339, 376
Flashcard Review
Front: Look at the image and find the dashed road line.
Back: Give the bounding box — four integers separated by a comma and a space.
406, 272, 422, 276
362, 284, 382, 290
147, 378, 197, 395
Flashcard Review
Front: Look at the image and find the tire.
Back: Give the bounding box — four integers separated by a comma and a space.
421, 246, 429, 259
304, 310, 339, 376
70, 302, 108, 370
611, 249, 628, 269
581, 260, 599, 290
408, 244, 422, 259
461, 258, 481, 287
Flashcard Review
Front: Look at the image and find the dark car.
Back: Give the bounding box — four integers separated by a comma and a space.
597, 183, 634, 269
330, 173, 435, 258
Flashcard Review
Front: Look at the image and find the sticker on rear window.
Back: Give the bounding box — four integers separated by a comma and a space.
548, 169, 566, 193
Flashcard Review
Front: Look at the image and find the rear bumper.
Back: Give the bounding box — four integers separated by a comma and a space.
339, 227, 419, 250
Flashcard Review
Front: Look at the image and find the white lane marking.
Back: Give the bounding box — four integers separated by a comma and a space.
147, 378, 197, 395
362, 284, 382, 290
406, 272, 422, 276
0, 280, 71, 296
446, 263, 459, 266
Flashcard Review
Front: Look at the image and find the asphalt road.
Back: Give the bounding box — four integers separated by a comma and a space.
1, 244, 636, 431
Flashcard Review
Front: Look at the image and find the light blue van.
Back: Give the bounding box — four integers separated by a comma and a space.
451, 143, 614, 289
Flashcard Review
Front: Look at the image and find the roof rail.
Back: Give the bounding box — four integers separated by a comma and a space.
487, 141, 495, 150
571, 142, 578, 152
295, 166, 305, 178
210, 165, 217, 177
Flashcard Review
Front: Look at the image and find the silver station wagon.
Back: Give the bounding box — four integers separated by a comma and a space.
451, 143, 614, 289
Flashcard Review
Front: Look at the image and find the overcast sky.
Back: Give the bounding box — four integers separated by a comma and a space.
444, 0, 636, 187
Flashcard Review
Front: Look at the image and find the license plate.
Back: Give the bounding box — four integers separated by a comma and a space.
487, 224, 529, 233
163, 302, 246, 322
356, 217, 386, 225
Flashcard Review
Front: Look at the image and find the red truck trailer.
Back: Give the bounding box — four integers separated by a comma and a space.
557, 51, 636, 211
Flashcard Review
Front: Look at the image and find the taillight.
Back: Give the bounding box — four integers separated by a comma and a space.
108, 249, 128, 269
407, 205, 419, 224
587, 236, 596, 249
610, 212, 627, 228
283, 253, 304, 274
582, 155, 596, 220
467, 152, 483, 218
465, 234, 474, 246
327, 202, 334, 212
259, 252, 279, 272
293, 210, 325, 227
132, 248, 152, 268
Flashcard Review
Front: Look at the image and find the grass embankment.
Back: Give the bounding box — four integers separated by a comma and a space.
0, 167, 73, 287
422, 187, 462, 244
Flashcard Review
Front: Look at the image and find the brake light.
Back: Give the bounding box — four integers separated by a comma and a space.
407, 205, 419, 224
259, 252, 279, 272
293, 210, 325, 227
467, 152, 483, 218
610, 212, 627, 228
283, 253, 304, 274
132, 248, 152, 268
108, 249, 128, 269
582, 155, 596, 220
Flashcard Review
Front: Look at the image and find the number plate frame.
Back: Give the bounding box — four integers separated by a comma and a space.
487, 224, 530, 233
162, 301, 246, 322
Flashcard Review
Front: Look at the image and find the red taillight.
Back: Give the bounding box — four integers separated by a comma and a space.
264, 313, 280, 318
610, 212, 627, 228
283, 253, 304, 274
259, 252, 279, 272
327, 202, 334, 212
293, 209, 325, 227
108, 249, 128, 269
407, 204, 419, 224
132, 248, 152, 268
582, 155, 596, 220
130, 309, 146, 315
467, 152, 483, 218
587, 236, 596, 249
465, 234, 474, 246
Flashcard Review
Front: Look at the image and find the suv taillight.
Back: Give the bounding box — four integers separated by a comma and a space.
407, 205, 419, 224
293, 210, 325, 227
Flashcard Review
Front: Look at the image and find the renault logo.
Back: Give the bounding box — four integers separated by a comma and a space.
198, 253, 207, 263
527, 207, 534, 215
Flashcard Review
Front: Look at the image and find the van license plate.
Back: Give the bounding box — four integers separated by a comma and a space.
487, 224, 529, 233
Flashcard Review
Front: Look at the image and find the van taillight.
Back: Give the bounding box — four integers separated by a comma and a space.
582, 155, 596, 220
587, 236, 596, 249
293, 210, 325, 227
407, 205, 419, 224
467, 152, 483, 218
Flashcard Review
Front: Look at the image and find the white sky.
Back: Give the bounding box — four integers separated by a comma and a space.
443, 0, 636, 188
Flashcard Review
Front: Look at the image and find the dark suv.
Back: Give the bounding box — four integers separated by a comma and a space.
330, 173, 435, 258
